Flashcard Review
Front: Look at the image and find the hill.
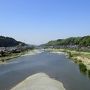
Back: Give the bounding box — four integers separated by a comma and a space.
0, 36, 25, 47
45, 35, 90, 46
42, 35, 90, 51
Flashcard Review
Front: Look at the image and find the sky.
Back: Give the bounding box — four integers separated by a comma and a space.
0, 0, 90, 45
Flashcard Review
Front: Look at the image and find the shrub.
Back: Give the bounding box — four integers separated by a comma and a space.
79, 63, 87, 73
68, 52, 72, 58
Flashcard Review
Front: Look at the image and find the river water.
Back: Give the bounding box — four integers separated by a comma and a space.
0, 51, 90, 90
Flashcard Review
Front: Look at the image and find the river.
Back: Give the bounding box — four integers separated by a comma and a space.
0, 51, 90, 90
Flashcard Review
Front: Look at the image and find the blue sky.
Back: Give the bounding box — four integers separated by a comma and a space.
0, 0, 90, 45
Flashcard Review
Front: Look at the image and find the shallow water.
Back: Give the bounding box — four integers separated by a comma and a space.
0, 52, 90, 90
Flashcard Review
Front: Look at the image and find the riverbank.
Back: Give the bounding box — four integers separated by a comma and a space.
11, 73, 65, 90
63, 50, 90, 69
0, 49, 41, 64
46, 48, 90, 75
65, 50, 90, 76
0, 52, 23, 63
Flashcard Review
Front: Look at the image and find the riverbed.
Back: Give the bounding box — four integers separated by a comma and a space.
0, 51, 90, 90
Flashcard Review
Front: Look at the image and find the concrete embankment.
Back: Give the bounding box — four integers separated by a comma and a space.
11, 73, 65, 90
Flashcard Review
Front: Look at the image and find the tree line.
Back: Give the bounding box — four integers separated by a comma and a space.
46, 35, 90, 47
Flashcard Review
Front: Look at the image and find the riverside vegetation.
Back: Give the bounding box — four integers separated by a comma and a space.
0, 48, 34, 63
67, 50, 90, 77
0, 36, 35, 63
42, 35, 90, 77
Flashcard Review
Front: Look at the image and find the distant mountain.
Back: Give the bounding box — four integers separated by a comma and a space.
0, 36, 26, 47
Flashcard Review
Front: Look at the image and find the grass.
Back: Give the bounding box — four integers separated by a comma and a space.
82, 53, 90, 59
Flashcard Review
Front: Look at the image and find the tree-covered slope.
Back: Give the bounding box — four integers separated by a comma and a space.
0, 36, 25, 47
46, 35, 90, 47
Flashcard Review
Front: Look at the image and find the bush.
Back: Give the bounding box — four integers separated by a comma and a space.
79, 63, 87, 73
67, 52, 72, 58
78, 60, 82, 63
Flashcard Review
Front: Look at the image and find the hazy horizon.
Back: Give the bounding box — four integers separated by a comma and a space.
0, 0, 90, 45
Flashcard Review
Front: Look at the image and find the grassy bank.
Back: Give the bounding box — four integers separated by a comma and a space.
65, 50, 90, 68
65, 50, 90, 76
47, 48, 90, 77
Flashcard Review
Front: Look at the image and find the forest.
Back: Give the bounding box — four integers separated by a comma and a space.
46, 36, 90, 47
